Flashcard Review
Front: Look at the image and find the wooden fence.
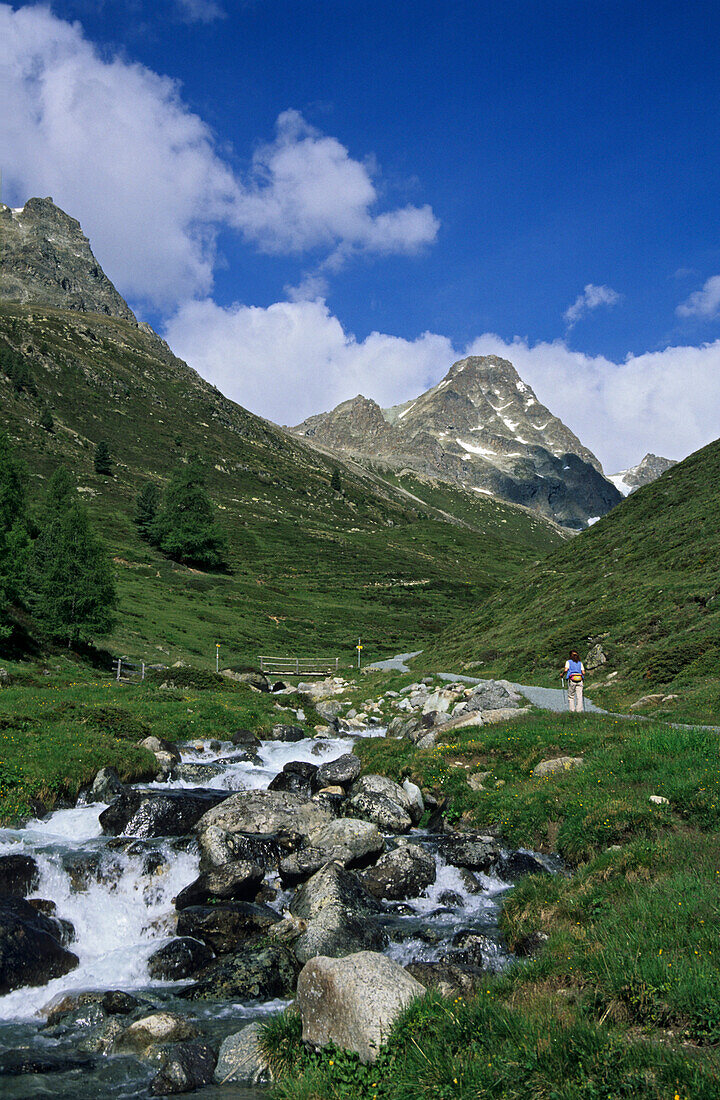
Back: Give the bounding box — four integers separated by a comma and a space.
115, 657, 146, 682
259, 656, 339, 677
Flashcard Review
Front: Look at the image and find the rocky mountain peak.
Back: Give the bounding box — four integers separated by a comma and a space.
609, 453, 677, 495
0, 197, 136, 321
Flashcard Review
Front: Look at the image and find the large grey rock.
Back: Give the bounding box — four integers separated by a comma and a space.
297, 952, 424, 1063
147, 937, 214, 980
350, 774, 414, 811
176, 902, 280, 954
196, 790, 333, 840
214, 1021, 270, 1087
465, 682, 519, 712
347, 792, 412, 833
117, 1012, 198, 1053
437, 834, 500, 872
0, 898, 78, 995
268, 760, 318, 796
314, 753, 362, 789
289, 862, 386, 965
100, 789, 228, 839
179, 945, 298, 1001
279, 819, 384, 885
402, 779, 425, 823
197, 825, 290, 871
174, 860, 263, 910
0, 854, 39, 898
150, 1041, 216, 1095
289, 861, 382, 922
88, 766, 124, 802
406, 960, 485, 998
139, 736, 181, 763
221, 669, 269, 692
169, 762, 227, 785
532, 756, 585, 777
267, 724, 305, 742
360, 843, 436, 901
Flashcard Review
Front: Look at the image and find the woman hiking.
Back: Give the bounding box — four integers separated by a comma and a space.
563, 649, 585, 712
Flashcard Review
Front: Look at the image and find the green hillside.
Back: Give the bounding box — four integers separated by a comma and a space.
425, 439, 720, 723
0, 303, 561, 667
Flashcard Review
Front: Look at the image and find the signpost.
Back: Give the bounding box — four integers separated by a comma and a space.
216, 644, 220, 674
356, 638, 363, 669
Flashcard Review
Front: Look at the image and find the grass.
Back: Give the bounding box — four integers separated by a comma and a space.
259, 707, 720, 1097
0, 303, 561, 669
421, 439, 720, 724
0, 658, 301, 824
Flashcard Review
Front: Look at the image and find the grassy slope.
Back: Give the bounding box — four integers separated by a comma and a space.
0, 303, 561, 667
423, 439, 720, 723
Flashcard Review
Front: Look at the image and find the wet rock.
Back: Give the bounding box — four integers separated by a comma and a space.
139, 736, 182, 763
268, 760, 318, 796
197, 824, 290, 871
180, 944, 298, 1001
195, 789, 333, 840
360, 843, 436, 901
267, 724, 305, 742
61, 849, 122, 891
177, 902, 280, 954
406, 961, 485, 998
0, 1050, 93, 1076
290, 862, 386, 965
279, 819, 385, 885
88, 766, 124, 802
169, 762, 227, 784
148, 937, 215, 980
347, 791, 412, 833
496, 852, 548, 880
0, 854, 39, 898
514, 930, 549, 957
402, 779, 425, 823
100, 788, 229, 838
445, 931, 491, 968
437, 834, 500, 872
297, 951, 423, 1063
117, 1012, 198, 1053
174, 860, 263, 910
0, 898, 78, 995
229, 728, 261, 750
351, 774, 413, 809
437, 889, 464, 907
214, 1020, 270, 1086
42, 989, 148, 1025
78, 1018, 127, 1055
290, 861, 382, 922
532, 756, 585, 777
314, 753, 362, 789
151, 1041, 216, 1095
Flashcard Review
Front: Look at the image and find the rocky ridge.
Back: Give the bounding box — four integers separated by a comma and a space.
609, 452, 676, 495
291, 355, 622, 528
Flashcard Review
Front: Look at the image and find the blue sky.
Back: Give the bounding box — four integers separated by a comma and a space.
2, 0, 720, 469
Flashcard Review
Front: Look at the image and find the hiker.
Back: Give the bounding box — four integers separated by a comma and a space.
563, 649, 585, 712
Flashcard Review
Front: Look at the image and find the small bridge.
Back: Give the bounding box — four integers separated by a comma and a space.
259, 655, 339, 677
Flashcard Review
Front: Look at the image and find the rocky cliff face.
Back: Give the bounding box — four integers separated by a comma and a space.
0, 198, 136, 321
609, 453, 677, 495
292, 355, 622, 529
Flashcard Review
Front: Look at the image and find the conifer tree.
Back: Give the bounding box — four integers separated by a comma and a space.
94, 441, 112, 475
26, 467, 117, 646
330, 466, 342, 492
38, 407, 54, 433
0, 432, 29, 640
151, 457, 227, 570
134, 482, 161, 540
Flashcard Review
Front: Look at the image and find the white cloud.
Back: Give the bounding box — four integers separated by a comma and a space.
564, 283, 621, 328
175, 0, 225, 21
0, 7, 437, 309
232, 110, 439, 259
163, 297, 453, 425
165, 298, 720, 472
677, 275, 720, 320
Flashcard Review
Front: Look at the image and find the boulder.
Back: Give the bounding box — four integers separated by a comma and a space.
289, 861, 382, 922
360, 843, 436, 901
150, 1041, 216, 1095
180, 944, 298, 1001
229, 728, 261, 750
147, 937, 214, 980
117, 1012, 198, 1053
100, 789, 229, 838
481, 706, 531, 726
585, 643, 607, 670
197, 825, 291, 871
88, 766, 124, 802
268, 760, 318, 796
313, 753, 362, 789
496, 852, 548, 880
297, 951, 423, 1063
222, 669, 269, 692
532, 756, 585, 778
176, 902, 280, 954
279, 819, 385, 885
0, 854, 39, 898
293, 901, 387, 965
402, 779, 425, 824
465, 682, 519, 712
139, 736, 181, 763
630, 694, 665, 710
174, 860, 264, 910
195, 790, 333, 840
437, 834, 500, 872
42, 989, 147, 1026
169, 762, 227, 784
0, 898, 78, 995
214, 1021, 270, 1087
406, 960, 485, 998
267, 724, 306, 742
347, 792, 412, 833
0, 1050, 93, 1076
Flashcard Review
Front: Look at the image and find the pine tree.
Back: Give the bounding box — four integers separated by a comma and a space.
134, 482, 161, 540
38, 407, 54, 433
26, 467, 117, 646
94, 441, 112, 475
151, 458, 227, 570
0, 433, 29, 641
330, 466, 342, 492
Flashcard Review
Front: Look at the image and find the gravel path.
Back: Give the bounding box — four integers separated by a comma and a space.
364, 651, 423, 673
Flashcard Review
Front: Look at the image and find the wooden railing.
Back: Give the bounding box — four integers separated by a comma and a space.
259, 656, 339, 677
115, 657, 146, 682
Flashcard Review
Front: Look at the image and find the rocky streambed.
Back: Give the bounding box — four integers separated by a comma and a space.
0, 679, 555, 1097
